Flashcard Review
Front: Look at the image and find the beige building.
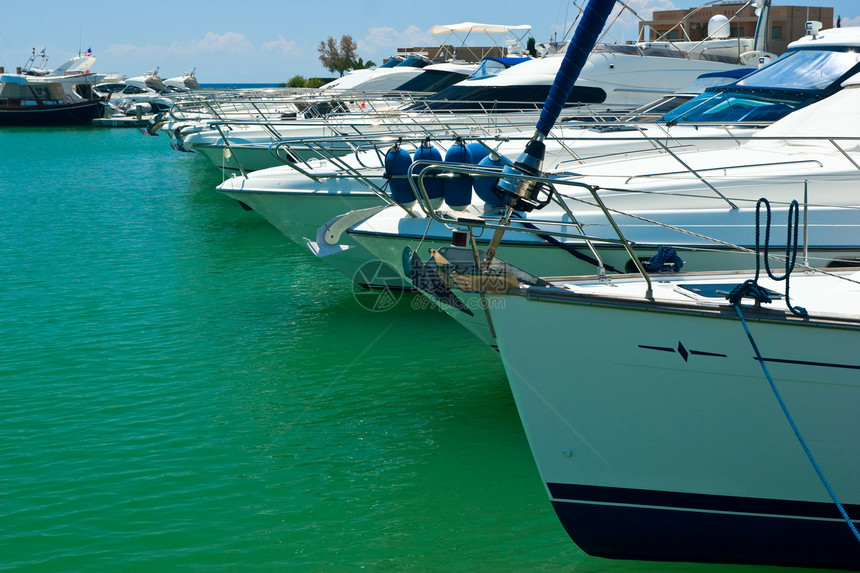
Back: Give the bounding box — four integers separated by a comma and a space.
640, 3, 834, 56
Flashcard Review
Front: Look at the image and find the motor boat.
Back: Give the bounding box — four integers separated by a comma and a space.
0, 51, 106, 126
185, 24, 760, 174
168, 23, 539, 171
95, 68, 174, 114
164, 69, 200, 92
347, 71, 860, 342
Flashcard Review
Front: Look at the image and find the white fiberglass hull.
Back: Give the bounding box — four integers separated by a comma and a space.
218, 174, 385, 244
217, 172, 411, 288
489, 271, 860, 568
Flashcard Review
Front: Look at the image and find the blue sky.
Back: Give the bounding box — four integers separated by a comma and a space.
0, 0, 856, 84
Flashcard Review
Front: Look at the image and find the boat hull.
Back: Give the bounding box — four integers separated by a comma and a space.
192, 142, 352, 172
489, 284, 860, 568
551, 484, 860, 568
219, 183, 385, 244
0, 100, 105, 126
217, 180, 412, 288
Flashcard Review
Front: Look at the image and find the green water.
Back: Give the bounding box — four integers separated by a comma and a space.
0, 128, 820, 571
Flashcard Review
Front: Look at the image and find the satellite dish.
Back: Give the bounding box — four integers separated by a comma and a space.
708, 15, 731, 39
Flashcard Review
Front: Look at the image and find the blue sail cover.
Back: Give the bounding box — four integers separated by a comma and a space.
536, 0, 616, 137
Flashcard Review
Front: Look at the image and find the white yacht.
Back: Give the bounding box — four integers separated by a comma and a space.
166, 22, 534, 168
343, 66, 860, 345
286, 24, 856, 284
173, 54, 531, 171
164, 69, 200, 91
181, 6, 772, 174
95, 68, 174, 114
482, 257, 860, 569
176, 58, 491, 172
0, 52, 106, 125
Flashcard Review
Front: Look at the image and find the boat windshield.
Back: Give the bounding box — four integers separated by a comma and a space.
662, 90, 812, 123
467, 57, 529, 80
379, 57, 404, 68
735, 48, 860, 91
661, 48, 860, 124
396, 55, 430, 68
394, 70, 470, 93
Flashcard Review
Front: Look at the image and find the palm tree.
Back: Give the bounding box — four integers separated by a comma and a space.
351, 57, 376, 70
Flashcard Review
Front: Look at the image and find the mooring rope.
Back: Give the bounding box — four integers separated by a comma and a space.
728, 198, 859, 543
731, 306, 860, 544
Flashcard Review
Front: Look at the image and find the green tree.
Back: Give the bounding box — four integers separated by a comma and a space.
318, 34, 359, 76
526, 37, 537, 57
306, 77, 333, 88
285, 74, 307, 88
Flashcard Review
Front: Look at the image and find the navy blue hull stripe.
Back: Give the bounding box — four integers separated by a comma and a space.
547, 482, 860, 520
758, 356, 860, 370
550, 497, 860, 569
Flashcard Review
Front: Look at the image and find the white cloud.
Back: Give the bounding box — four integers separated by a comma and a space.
188, 32, 253, 54
105, 31, 254, 60
261, 35, 301, 56
106, 42, 158, 57
359, 25, 433, 55
840, 16, 860, 27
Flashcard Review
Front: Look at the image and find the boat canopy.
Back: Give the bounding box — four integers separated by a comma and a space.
429, 22, 532, 61
430, 22, 532, 36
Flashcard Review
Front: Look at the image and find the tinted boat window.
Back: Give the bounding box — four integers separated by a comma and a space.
736, 49, 860, 90
395, 70, 469, 93
662, 91, 811, 123
380, 58, 403, 68
397, 55, 430, 68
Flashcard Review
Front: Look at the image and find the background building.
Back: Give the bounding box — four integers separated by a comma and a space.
640, 3, 834, 55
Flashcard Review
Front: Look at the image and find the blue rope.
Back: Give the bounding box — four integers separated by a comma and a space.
644, 246, 684, 273
732, 304, 860, 544
765, 199, 807, 316
726, 199, 807, 316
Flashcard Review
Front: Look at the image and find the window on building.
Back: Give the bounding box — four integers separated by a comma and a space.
666, 29, 680, 40
772, 26, 783, 40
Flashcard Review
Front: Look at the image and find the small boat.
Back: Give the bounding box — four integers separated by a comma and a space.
95, 68, 175, 115
164, 69, 200, 92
